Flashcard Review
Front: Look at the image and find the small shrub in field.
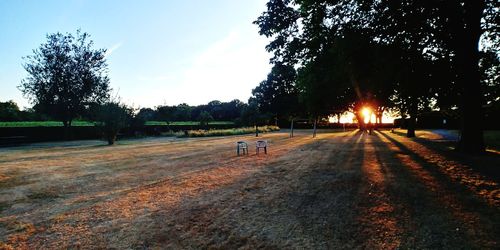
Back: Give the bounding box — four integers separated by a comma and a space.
160, 130, 184, 137
183, 126, 280, 137
197, 111, 214, 127
95, 102, 132, 145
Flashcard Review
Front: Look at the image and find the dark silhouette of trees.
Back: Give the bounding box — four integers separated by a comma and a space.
19, 30, 110, 133
155, 105, 176, 124
94, 101, 132, 145
252, 63, 301, 126
197, 111, 214, 127
255, 0, 499, 153
152, 100, 248, 124
0, 101, 21, 121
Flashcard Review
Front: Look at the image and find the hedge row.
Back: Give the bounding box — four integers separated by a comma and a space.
0, 123, 236, 146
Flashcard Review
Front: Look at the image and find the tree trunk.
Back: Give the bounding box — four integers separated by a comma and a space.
337, 113, 341, 124
290, 118, 294, 138
62, 120, 72, 140
355, 112, 363, 131
312, 117, 317, 138
255, 123, 259, 137
406, 100, 417, 138
107, 133, 116, 145
376, 107, 384, 126
455, 1, 485, 153
406, 117, 416, 138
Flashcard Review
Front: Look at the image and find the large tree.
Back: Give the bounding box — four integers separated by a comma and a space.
256, 0, 498, 152
19, 30, 110, 130
252, 63, 301, 125
0, 100, 21, 121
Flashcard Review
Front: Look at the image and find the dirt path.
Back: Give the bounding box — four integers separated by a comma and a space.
0, 130, 499, 249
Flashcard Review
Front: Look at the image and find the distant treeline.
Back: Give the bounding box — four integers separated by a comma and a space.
0, 100, 50, 121
0, 99, 273, 127
135, 100, 249, 124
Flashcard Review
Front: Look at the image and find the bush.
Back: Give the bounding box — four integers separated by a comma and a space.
95, 102, 132, 145
197, 111, 214, 127
183, 126, 280, 137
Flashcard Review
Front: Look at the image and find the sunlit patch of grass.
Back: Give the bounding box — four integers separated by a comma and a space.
0, 241, 14, 250
4, 220, 37, 246
0, 173, 28, 189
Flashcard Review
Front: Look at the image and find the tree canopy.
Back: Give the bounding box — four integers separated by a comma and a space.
19, 30, 111, 128
255, 0, 499, 153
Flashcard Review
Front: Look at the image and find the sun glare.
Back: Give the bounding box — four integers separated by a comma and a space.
328, 109, 395, 124
361, 107, 371, 118
361, 107, 376, 124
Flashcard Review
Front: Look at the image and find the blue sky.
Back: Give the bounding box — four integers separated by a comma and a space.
0, 0, 271, 109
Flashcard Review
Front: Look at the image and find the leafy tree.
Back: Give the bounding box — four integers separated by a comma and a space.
240, 98, 269, 137
173, 103, 192, 121
480, 50, 500, 106
256, 0, 498, 152
197, 111, 214, 127
0, 100, 21, 121
206, 100, 223, 120
252, 63, 301, 126
136, 108, 155, 121
19, 30, 110, 133
155, 105, 176, 124
221, 99, 246, 121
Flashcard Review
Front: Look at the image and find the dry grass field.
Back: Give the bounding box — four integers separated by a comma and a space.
0, 129, 499, 249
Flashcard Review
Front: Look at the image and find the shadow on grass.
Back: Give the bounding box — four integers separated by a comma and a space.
389, 129, 500, 181
373, 130, 499, 248
378, 130, 500, 204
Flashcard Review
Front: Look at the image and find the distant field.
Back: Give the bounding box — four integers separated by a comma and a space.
145, 121, 234, 126
0, 121, 234, 127
0, 121, 95, 127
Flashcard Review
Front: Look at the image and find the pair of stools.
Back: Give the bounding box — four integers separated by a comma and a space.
237, 140, 267, 155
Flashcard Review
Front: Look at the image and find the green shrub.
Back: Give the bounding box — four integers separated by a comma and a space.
197, 111, 214, 127
95, 102, 132, 145
183, 126, 280, 137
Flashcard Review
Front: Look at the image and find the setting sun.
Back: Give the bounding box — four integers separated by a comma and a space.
361, 107, 376, 124
361, 107, 371, 119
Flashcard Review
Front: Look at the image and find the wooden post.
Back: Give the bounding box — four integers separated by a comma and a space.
290, 118, 294, 138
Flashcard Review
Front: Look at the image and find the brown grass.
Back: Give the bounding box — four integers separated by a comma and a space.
0, 129, 498, 249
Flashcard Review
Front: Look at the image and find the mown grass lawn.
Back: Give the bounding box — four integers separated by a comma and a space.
0, 129, 498, 249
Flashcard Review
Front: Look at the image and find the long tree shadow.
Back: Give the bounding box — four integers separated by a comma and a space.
13, 129, 498, 249
373, 131, 499, 248
141, 130, 368, 249
389, 129, 500, 180
8, 132, 332, 248
283, 130, 367, 248
378, 130, 500, 206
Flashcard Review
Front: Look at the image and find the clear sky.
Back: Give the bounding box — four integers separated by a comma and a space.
0, 0, 271, 109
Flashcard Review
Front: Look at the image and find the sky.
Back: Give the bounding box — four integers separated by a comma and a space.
0, 0, 272, 109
